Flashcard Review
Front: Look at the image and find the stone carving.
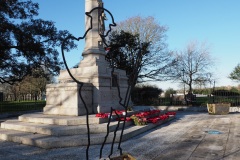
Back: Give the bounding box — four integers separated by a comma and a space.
98, 1, 107, 35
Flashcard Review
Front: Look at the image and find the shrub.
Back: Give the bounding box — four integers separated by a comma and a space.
131, 84, 163, 105
212, 89, 240, 96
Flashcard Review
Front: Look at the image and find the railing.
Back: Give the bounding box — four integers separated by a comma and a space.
1, 93, 44, 101
210, 96, 240, 106
136, 95, 240, 107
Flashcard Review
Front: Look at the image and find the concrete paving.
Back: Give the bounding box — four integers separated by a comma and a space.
0, 111, 240, 160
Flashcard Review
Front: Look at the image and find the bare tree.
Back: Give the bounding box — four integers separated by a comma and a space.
173, 41, 215, 93
111, 16, 176, 83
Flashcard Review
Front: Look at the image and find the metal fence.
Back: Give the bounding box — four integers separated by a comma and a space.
136, 94, 240, 107
2, 93, 45, 101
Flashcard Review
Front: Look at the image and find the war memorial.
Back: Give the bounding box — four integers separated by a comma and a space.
0, 0, 240, 160
0, 0, 176, 159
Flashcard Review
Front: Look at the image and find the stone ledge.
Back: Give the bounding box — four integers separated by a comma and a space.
1, 120, 133, 136
19, 113, 108, 125
0, 116, 175, 149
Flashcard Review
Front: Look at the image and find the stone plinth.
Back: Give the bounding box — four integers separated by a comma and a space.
52, 51, 130, 115
46, 56, 129, 115
44, 83, 93, 116
207, 103, 230, 115
53, 71, 129, 115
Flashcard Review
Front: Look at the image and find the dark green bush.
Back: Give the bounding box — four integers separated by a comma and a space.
131, 85, 163, 105
212, 90, 240, 96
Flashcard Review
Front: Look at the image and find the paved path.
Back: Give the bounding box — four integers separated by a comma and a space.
0, 112, 240, 160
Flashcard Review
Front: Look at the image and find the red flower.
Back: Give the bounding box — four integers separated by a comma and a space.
115, 110, 125, 115
96, 113, 109, 118
135, 110, 160, 118
147, 117, 160, 124
116, 117, 132, 122
159, 114, 169, 120
165, 112, 176, 116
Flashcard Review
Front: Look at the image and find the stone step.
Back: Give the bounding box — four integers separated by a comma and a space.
18, 112, 137, 125
0, 128, 110, 149
1, 120, 133, 136
18, 113, 107, 125
0, 116, 175, 149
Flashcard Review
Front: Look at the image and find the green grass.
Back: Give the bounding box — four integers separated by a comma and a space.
0, 101, 46, 113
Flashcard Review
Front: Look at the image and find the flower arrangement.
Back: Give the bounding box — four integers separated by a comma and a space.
131, 111, 176, 125
135, 110, 160, 118
147, 114, 169, 124
130, 110, 162, 126
116, 117, 132, 122
130, 115, 148, 126
165, 111, 176, 116
95, 110, 126, 118
114, 110, 125, 115
95, 113, 110, 118
96, 110, 176, 126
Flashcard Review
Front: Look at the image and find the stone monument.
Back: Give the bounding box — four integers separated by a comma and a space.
44, 0, 129, 116
0, 1, 174, 153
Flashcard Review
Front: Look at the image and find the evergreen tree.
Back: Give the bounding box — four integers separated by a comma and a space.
0, 0, 76, 84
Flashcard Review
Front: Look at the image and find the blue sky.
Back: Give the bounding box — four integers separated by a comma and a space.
32, 0, 240, 90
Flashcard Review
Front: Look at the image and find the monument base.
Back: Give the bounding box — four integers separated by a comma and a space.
0, 111, 175, 149
44, 81, 129, 116
44, 53, 130, 116
44, 83, 93, 116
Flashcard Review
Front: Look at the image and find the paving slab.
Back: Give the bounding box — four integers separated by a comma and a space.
0, 112, 239, 160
